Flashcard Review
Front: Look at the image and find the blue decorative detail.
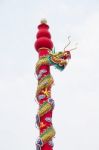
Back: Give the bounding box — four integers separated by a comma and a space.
38, 94, 46, 100
49, 140, 54, 147
36, 114, 40, 126
37, 69, 47, 79
36, 138, 43, 146
36, 144, 41, 150
48, 98, 55, 109
40, 69, 47, 74
45, 117, 52, 123
37, 74, 42, 80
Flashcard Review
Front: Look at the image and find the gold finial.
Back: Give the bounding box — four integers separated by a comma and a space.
41, 18, 47, 24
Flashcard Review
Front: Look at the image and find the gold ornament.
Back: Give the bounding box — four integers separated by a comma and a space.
42, 88, 51, 97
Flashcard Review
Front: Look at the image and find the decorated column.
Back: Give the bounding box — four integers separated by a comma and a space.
34, 19, 71, 150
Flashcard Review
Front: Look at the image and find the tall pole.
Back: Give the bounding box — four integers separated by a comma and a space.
35, 19, 71, 150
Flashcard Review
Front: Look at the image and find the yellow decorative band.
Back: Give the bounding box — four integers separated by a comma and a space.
40, 127, 56, 144
36, 57, 49, 73
38, 101, 53, 117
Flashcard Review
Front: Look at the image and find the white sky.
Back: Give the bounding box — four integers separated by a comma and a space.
0, 0, 99, 150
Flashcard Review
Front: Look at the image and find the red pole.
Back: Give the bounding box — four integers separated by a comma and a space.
34, 19, 71, 150
35, 19, 55, 150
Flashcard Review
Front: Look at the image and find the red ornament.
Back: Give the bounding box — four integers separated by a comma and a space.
35, 21, 53, 54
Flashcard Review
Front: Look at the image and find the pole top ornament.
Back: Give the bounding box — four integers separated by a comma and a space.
34, 19, 53, 53
40, 18, 47, 24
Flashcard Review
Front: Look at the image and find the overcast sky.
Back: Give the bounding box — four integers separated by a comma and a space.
0, 0, 99, 150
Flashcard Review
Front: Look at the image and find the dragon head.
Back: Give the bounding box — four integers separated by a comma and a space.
48, 50, 71, 71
